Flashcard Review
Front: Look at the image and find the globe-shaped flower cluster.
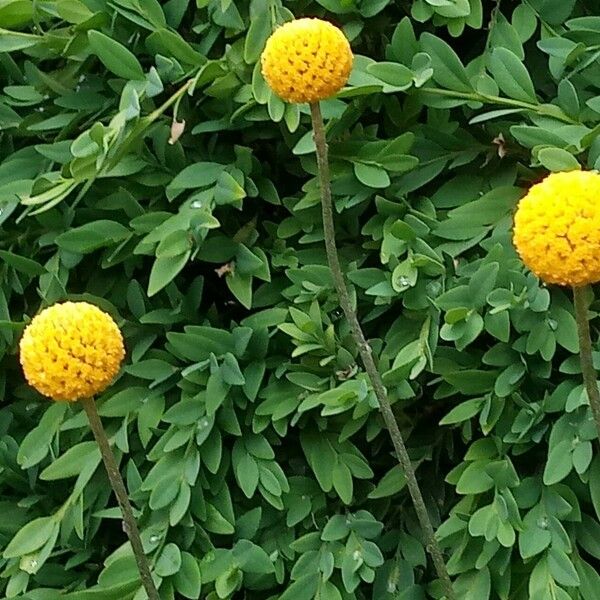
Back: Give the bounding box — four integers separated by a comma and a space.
513, 170, 600, 286
261, 18, 353, 104
20, 301, 125, 401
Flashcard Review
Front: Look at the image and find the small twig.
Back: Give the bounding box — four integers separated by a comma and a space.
309, 101, 456, 600
81, 397, 159, 600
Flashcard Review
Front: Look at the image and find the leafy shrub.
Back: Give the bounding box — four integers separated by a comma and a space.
1, 0, 600, 599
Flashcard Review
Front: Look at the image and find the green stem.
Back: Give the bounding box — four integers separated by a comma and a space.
81, 398, 159, 600
103, 78, 193, 173
309, 102, 456, 600
572, 286, 600, 440
68, 178, 94, 213
62, 79, 194, 214
419, 87, 576, 124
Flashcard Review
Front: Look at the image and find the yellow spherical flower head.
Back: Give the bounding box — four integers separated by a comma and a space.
513, 170, 600, 286
261, 18, 353, 104
20, 302, 125, 402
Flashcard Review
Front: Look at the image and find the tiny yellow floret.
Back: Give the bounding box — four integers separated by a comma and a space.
261, 18, 353, 104
513, 170, 600, 286
20, 301, 125, 401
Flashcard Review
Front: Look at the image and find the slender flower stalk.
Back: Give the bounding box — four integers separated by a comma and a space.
261, 17, 455, 597
573, 287, 600, 439
82, 397, 159, 600
310, 102, 456, 600
19, 302, 158, 599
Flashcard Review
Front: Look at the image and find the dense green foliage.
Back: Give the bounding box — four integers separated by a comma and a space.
2, 0, 600, 598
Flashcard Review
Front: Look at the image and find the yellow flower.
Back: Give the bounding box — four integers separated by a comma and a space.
513, 170, 600, 286
20, 302, 125, 401
261, 18, 353, 104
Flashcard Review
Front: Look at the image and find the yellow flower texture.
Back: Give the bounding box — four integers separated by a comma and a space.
20, 302, 125, 401
261, 18, 353, 104
513, 170, 600, 286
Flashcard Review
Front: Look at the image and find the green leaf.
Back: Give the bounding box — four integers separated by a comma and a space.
519, 507, 552, 559
332, 461, 353, 504
215, 569, 243, 598
454, 568, 491, 600
578, 558, 600, 600
537, 148, 580, 172
88, 31, 145, 80
259, 463, 282, 496
63, 581, 140, 600
301, 432, 336, 492
322, 515, 350, 541
440, 398, 484, 425
0, 28, 42, 51
147, 28, 205, 65
170, 482, 191, 525
468, 262, 499, 307
443, 370, 497, 394
488, 47, 537, 103
588, 455, 600, 521
56, 0, 94, 23
368, 466, 407, 499
366, 62, 413, 89
40, 442, 100, 480
543, 440, 573, 485
354, 163, 391, 188
17, 403, 67, 469
226, 272, 252, 308
4, 517, 58, 558
279, 574, 319, 600
456, 461, 495, 494
420, 33, 472, 92
572, 440, 592, 474
204, 503, 234, 534
168, 162, 225, 193
155, 543, 182, 577
156, 230, 192, 258
56, 220, 130, 254
214, 171, 246, 205
205, 370, 229, 416
470, 108, 526, 124
512, 3, 538, 42
484, 311, 510, 342
244, 5, 270, 63
0, 250, 45, 276
233, 540, 274, 574
173, 552, 202, 599
221, 353, 245, 385
98, 387, 147, 417
547, 547, 580, 587
126, 359, 176, 381
511, 125, 567, 148
318, 580, 343, 600
148, 251, 191, 296
167, 327, 235, 361
234, 452, 259, 498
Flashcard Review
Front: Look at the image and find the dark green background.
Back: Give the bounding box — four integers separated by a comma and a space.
1, 0, 600, 598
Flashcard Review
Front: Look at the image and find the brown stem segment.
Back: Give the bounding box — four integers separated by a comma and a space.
81, 397, 159, 600
573, 286, 600, 440
310, 102, 456, 600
